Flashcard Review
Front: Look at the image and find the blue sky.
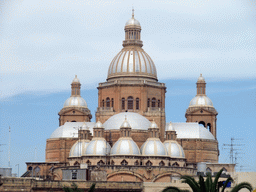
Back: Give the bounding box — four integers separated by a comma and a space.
0, 0, 255, 175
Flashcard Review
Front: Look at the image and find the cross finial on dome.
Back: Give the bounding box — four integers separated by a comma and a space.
132, 7, 134, 18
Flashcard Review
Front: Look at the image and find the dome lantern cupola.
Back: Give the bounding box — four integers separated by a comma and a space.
107, 10, 157, 81
85, 121, 111, 156
148, 120, 160, 138
196, 74, 206, 96
71, 75, 81, 97
140, 121, 167, 156
164, 122, 185, 158
123, 9, 143, 47
110, 118, 141, 156
120, 117, 132, 137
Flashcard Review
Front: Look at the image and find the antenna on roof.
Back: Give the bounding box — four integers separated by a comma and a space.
8, 126, 11, 167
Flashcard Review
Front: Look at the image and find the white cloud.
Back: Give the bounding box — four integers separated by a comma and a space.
1, 0, 255, 98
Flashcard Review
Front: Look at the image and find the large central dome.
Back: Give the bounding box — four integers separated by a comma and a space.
107, 11, 157, 80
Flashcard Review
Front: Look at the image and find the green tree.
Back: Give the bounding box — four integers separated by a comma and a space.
63, 182, 83, 192
162, 169, 252, 192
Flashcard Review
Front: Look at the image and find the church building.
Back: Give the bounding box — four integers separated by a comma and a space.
24, 11, 235, 183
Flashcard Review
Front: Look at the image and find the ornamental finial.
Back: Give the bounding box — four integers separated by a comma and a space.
132, 7, 134, 18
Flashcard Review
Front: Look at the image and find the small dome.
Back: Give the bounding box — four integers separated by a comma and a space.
197, 74, 205, 82
69, 139, 90, 157
164, 140, 185, 158
120, 118, 131, 128
107, 47, 157, 80
167, 122, 174, 131
140, 138, 167, 156
50, 122, 95, 139
111, 137, 140, 156
103, 112, 151, 131
125, 9, 141, 27
150, 120, 158, 129
165, 122, 215, 140
125, 18, 140, 27
189, 96, 213, 107
72, 75, 80, 83
82, 122, 87, 129
63, 96, 88, 108
94, 121, 103, 128
85, 138, 111, 156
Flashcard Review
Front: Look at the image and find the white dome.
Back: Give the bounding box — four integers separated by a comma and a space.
125, 17, 140, 26
107, 47, 157, 80
165, 122, 215, 140
189, 96, 213, 107
63, 96, 88, 108
167, 122, 174, 131
69, 139, 90, 157
164, 140, 185, 158
94, 121, 103, 128
72, 75, 80, 83
111, 137, 140, 156
103, 112, 151, 131
85, 138, 111, 156
150, 121, 158, 129
140, 138, 167, 156
197, 74, 205, 81
50, 122, 95, 139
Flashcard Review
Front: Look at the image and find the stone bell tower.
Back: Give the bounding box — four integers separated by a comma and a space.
58, 75, 92, 126
185, 74, 218, 138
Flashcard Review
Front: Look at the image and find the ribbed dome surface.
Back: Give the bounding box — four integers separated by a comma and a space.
189, 96, 213, 107
85, 138, 111, 156
164, 140, 185, 158
111, 137, 140, 156
64, 96, 88, 108
69, 139, 90, 157
107, 47, 157, 80
140, 138, 167, 156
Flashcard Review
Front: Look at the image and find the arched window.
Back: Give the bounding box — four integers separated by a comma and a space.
146, 160, 152, 167
106, 97, 110, 107
199, 121, 205, 127
152, 98, 156, 107
102, 99, 105, 107
207, 123, 211, 132
111, 98, 114, 108
121, 160, 128, 166
158, 100, 161, 108
147, 98, 150, 107
127, 96, 133, 110
28, 166, 33, 171
136, 98, 139, 110
122, 98, 125, 110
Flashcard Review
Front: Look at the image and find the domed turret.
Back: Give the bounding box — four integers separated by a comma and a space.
107, 9, 157, 81
63, 75, 88, 108
140, 121, 167, 156
188, 74, 214, 108
69, 139, 90, 157
111, 118, 140, 155
85, 121, 111, 156
164, 122, 185, 158
185, 74, 218, 138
